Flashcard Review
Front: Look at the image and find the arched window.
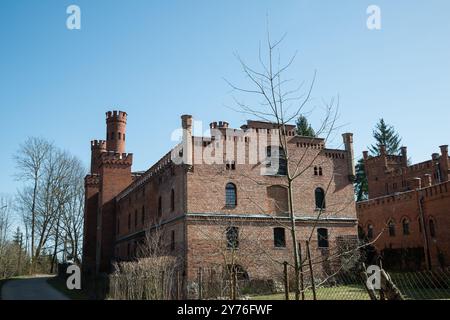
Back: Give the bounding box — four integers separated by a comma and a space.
273, 228, 286, 248
171, 189, 175, 212
315, 188, 326, 209
429, 219, 436, 238
388, 220, 396, 237
266, 185, 288, 214
367, 224, 374, 240
402, 218, 410, 235
317, 228, 329, 248
158, 196, 162, 219
225, 183, 237, 207
226, 226, 239, 249
319, 167, 323, 176
314, 166, 318, 176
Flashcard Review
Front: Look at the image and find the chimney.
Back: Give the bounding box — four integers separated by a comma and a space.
363, 151, 369, 161
401, 146, 408, 167
439, 145, 449, 182
409, 177, 421, 190
424, 174, 432, 187
181, 115, 193, 165
342, 133, 355, 181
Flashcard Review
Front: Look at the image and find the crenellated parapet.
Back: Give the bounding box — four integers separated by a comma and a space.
85, 174, 100, 187
91, 140, 107, 150
116, 150, 173, 201
106, 110, 127, 124
357, 189, 416, 210
100, 151, 133, 167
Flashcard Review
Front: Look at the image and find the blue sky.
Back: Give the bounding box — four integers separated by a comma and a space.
1, 0, 450, 197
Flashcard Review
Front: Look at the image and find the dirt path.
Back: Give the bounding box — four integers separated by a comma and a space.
1, 275, 69, 300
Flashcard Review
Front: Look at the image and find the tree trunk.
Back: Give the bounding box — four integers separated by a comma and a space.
30, 177, 38, 274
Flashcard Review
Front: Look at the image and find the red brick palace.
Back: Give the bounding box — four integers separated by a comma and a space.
82, 111, 359, 287
357, 145, 450, 270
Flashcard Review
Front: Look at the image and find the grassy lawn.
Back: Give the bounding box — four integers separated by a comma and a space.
47, 276, 89, 300
250, 285, 370, 300
398, 287, 450, 300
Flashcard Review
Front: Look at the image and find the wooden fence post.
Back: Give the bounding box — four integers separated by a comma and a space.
161, 270, 165, 300
283, 261, 289, 300
306, 240, 317, 300
177, 270, 182, 300
298, 243, 305, 300
198, 267, 203, 300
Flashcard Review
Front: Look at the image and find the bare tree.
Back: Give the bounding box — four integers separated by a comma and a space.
109, 224, 181, 300
14, 137, 52, 273
225, 29, 343, 299
15, 138, 86, 273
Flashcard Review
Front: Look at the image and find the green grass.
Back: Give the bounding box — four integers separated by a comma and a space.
398, 287, 450, 300
46, 276, 89, 300
250, 285, 370, 300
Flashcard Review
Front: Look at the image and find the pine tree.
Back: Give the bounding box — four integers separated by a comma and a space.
355, 119, 402, 201
368, 118, 402, 156
355, 159, 368, 201
296, 115, 315, 137
13, 227, 22, 247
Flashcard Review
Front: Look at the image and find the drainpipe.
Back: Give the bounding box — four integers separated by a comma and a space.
417, 192, 432, 270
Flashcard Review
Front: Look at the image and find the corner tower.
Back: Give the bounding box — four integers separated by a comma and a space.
90, 140, 106, 174
106, 111, 127, 154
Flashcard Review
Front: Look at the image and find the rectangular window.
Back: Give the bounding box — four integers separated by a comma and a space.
274, 228, 286, 248
317, 228, 329, 248
226, 227, 239, 249
171, 230, 175, 251
134, 210, 138, 228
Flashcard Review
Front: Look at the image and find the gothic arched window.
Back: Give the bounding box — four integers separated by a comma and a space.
225, 183, 237, 208
402, 218, 410, 235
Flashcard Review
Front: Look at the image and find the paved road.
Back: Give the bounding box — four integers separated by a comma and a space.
1, 275, 69, 300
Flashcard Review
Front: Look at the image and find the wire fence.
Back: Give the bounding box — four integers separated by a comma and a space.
389, 268, 450, 300
105, 262, 450, 300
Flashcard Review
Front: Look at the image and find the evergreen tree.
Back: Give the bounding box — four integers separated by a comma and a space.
296, 115, 315, 137
13, 227, 22, 247
368, 118, 402, 156
355, 159, 368, 201
355, 119, 402, 201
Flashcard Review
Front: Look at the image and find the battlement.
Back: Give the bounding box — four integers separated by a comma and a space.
357, 189, 416, 210
85, 174, 100, 186
100, 151, 133, 166
358, 180, 450, 211
116, 150, 173, 201
210, 121, 229, 129
106, 110, 127, 123
365, 154, 403, 164
422, 180, 450, 200
91, 140, 107, 149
